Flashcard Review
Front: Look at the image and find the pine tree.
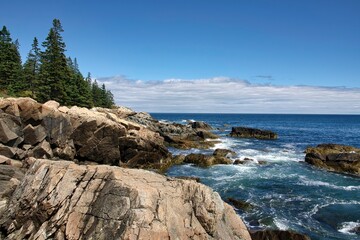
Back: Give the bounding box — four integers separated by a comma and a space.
0, 26, 23, 93
23, 37, 40, 96
37, 19, 70, 104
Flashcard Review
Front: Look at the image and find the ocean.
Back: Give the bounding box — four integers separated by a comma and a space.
151, 113, 360, 240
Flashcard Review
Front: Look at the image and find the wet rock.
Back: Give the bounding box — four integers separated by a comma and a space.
227, 197, 254, 212
184, 153, 232, 167
196, 130, 218, 139
213, 148, 236, 158
250, 229, 311, 240
258, 160, 268, 165
349, 225, 360, 234
233, 159, 246, 165
305, 144, 360, 176
230, 127, 278, 140
0, 159, 252, 240
190, 121, 213, 130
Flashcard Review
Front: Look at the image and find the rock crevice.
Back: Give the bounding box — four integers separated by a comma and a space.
0, 159, 251, 240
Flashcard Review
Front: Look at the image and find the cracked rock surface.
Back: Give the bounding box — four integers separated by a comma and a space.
0, 97, 170, 168
0, 158, 251, 240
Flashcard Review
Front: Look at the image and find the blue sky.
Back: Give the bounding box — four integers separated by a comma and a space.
1, 0, 360, 113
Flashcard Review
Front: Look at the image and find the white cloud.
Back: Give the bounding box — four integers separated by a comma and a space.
98, 76, 360, 114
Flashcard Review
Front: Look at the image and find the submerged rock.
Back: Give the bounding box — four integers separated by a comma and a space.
230, 127, 278, 140
250, 229, 311, 240
0, 158, 252, 240
305, 144, 360, 176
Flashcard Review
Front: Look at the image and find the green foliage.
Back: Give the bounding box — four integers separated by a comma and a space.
0, 26, 23, 92
37, 19, 69, 104
0, 20, 115, 108
23, 37, 40, 97
91, 79, 114, 108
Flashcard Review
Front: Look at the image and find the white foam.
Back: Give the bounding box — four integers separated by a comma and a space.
299, 177, 360, 191
182, 119, 195, 123
338, 221, 360, 235
274, 218, 289, 230
308, 201, 360, 218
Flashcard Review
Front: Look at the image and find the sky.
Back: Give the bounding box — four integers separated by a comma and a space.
1, 0, 360, 113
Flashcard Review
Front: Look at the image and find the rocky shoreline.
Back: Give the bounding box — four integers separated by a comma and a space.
2, 97, 358, 239
305, 143, 360, 176
0, 97, 254, 239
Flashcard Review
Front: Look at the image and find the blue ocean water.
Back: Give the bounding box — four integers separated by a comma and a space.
151, 113, 360, 240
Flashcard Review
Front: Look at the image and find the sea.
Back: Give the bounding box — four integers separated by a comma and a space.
151, 113, 360, 240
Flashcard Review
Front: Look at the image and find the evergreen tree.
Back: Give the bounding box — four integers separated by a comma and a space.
67, 57, 92, 107
0, 26, 23, 92
37, 19, 70, 104
100, 83, 114, 108
91, 79, 102, 106
0, 20, 115, 108
23, 37, 40, 96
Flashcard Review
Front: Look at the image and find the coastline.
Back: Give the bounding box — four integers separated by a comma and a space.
1, 97, 359, 239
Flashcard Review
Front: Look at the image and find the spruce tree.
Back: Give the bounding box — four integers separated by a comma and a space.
38, 19, 69, 104
23, 37, 40, 96
67, 57, 92, 107
0, 26, 23, 93
91, 79, 102, 106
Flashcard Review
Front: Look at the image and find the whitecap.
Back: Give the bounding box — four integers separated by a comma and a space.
308, 200, 360, 218
338, 221, 360, 235
299, 177, 360, 191
273, 218, 289, 230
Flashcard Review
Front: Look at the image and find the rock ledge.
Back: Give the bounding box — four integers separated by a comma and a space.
0, 158, 251, 240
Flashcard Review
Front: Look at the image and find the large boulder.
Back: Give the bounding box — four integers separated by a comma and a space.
0, 98, 171, 168
0, 158, 252, 240
190, 121, 213, 130
230, 127, 278, 140
184, 152, 232, 167
305, 144, 360, 176
0, 113, 23, 146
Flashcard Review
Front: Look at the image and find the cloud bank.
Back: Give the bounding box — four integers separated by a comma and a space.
99, 76, 360, 114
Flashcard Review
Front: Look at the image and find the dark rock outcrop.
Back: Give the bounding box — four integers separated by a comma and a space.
213, 148, 236, 158
250, 229, 311, 240
230, 127, 278, 140
0, 158, 252, 240
190, 121, 213, 130
227, 197, 254, 212
184, 152, 232, 167
305, 144, 360, 176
